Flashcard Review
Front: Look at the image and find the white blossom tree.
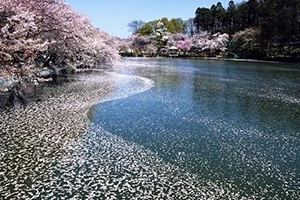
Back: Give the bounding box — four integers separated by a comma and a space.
155, 21, 169, 52
230, 28, 262, 58
191, 31, 210, 52
208, 33, 229, 52
0, 0, 119, 75
167, 33, 187, 48
192, 31, 228, 53
145, 43, 157, 56
177, 39, 192, 54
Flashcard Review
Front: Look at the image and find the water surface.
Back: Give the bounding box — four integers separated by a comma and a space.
3, 58, 298, 199
92, 58, 300, 199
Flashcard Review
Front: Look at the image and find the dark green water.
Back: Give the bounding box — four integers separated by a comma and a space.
92, 58, 300, 199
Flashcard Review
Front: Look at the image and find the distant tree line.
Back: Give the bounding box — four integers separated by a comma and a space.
122, 18, 229, 57
125, 0, 300, 60
128, 18, 188, 36
194, 0, 300, 59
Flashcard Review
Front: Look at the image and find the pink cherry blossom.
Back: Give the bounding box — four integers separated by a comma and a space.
0, 0, 119, 70
177, 39, 192, 52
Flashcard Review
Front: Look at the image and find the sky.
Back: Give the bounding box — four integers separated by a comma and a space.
65, 0, 242, 39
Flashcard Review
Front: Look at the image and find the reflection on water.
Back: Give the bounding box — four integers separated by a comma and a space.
92, 58, 300, 199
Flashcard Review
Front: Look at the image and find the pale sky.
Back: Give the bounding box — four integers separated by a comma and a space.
65, 0, 242, 39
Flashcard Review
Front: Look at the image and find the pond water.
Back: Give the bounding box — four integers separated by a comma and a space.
91, 58, 300, 199
1, 58, 299, 199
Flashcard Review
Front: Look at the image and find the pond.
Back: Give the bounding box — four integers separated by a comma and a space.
91, 58, 300, 199
1, 58, 299, 199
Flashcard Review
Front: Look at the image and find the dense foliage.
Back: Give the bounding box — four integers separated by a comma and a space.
230, 28, 262, 58
0, 0, 119, 84
123, 17, 229, 57
124, 1, 300, 60
119, 22, 229, 57
135, 17, 187, 36
194, 0, 300, 59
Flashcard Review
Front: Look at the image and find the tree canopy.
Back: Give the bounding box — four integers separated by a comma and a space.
194, 1, 300, 37
194, 0, 300, 58
136, 18, 187, 36
0, 0, 119, 72
127, 20, 145, 34
124, 0, 300, 60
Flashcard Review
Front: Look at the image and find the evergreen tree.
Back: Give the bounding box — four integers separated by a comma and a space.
192, 0, 300, 58
194, 7, 212, 33
237, 2, 249, 30
227, 1, 238, 35
210, 4, 217, 32
247, 0, 259, 27
216, 2, 227, 32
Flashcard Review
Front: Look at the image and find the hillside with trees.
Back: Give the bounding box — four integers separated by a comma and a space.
194, 0, 300, 60
121, 0, 300, 61
120, 17, 229, 58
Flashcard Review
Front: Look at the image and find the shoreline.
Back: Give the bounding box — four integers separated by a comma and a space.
2, 67, 243, 199
2, 62, 287, 199
122, 55, 300, 65
0, 71, 117, 198
0, 70, 158, 198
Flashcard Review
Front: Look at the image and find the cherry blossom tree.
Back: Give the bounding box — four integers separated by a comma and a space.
230, 28, 262, 58
0, 9, 46, 64
167, 33, 187, 48
208, 33, 229, 52
191, 31, 210, 52
177, 39, 192, 54
117, 38, 133, 56
145, 43, 157, 56
192, 31, 228, 53
129, 35, 154, 55
0, 0, 119, 75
